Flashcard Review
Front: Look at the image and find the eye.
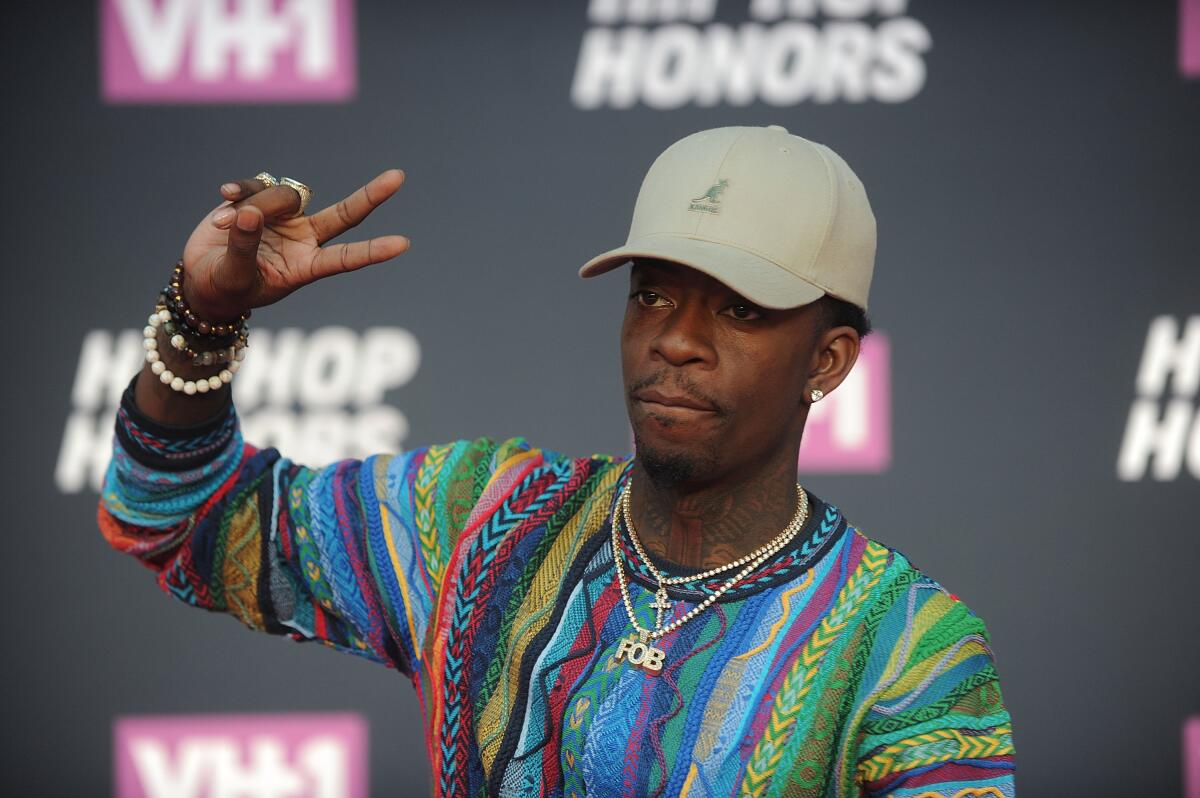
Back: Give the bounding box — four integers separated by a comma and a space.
723, 303, 763, 321
631, 290, 671, 308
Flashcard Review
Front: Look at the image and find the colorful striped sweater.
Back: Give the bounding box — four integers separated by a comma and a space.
99, 379, 1015, 797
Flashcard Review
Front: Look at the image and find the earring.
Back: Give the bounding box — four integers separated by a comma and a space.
809, 388, 824, 403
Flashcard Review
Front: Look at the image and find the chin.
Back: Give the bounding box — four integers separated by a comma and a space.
632, 430, 719, 488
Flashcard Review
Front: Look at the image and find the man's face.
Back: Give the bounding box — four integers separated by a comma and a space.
621, 259, 825, 486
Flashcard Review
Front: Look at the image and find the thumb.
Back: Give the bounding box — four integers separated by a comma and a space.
219, 206, 264, 296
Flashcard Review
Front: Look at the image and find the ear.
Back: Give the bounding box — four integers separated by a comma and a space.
806, 325, 861, 404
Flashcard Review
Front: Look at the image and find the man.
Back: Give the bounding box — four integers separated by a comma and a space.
100, 126, 1015, 797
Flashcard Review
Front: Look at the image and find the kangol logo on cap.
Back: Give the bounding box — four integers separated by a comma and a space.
689, 179, 729, 214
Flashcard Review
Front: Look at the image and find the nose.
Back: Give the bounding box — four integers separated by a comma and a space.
650, 301, 717, 368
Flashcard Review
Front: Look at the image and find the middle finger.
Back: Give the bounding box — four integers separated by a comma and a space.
308, 169, 404, 246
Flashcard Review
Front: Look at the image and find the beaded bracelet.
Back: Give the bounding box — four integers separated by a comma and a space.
160, 306, 248, 366
150, 299, 247, 362
161, 259, 251, 339
142, 305, 247, 395
170, 334, 246, 366
157, 304, 247, 364
158, 290, 247, 343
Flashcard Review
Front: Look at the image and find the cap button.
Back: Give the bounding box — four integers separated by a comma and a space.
766, 125, 788, 132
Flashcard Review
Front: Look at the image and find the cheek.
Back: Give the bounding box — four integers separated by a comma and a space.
724, 345, 806, 420
620, 307, 666, 370
620, 315, 640, 378
749, 380, 802, 423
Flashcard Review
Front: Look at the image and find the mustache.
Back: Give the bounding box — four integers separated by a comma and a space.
627, 371, 728, 417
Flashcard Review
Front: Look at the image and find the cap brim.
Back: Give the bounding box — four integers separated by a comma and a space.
579, 234, 825, 310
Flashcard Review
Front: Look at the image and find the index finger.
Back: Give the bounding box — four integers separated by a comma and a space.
307, 169, 405, 246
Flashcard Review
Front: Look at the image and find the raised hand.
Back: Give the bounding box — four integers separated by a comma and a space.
180, 169, 410, 321
135, 169, 409, 424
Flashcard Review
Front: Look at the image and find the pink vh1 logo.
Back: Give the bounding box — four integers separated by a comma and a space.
114, 714, 367, 797
1185, 0, 1200, 77
797, 333, 890, 473
100, 0, 356, 103
1187, 715, 1200, 798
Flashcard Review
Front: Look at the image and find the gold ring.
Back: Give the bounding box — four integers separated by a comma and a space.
254, 171, 279, 188
279, 177, 313, 216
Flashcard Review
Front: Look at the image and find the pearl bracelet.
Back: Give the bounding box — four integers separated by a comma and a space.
142, 306, 247, 395
166, 325, 246, 366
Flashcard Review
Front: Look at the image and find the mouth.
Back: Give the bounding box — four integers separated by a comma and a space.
633, 388, 718, 414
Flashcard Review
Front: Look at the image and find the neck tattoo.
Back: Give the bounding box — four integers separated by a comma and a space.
610, 476, 810, 675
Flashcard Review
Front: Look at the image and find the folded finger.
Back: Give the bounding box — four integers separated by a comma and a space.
308, 169, 404, 246
210, 184, 300, 229
219, 176, 276, 202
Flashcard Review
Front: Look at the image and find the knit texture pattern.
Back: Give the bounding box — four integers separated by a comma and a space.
99, 383, 1015, 797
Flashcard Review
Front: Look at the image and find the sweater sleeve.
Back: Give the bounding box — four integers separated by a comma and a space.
97, 375, 543, 676
853, 581, 1016, 798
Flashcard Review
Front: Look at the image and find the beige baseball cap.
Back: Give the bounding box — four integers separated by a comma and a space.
579, 125, 876, 311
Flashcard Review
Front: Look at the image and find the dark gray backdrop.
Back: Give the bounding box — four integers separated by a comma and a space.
2, 1, 1197, 795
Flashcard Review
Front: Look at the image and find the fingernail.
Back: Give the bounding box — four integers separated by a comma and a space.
236, 209, 259, 231
221, 183, 241, 196
213, 208, 235, 226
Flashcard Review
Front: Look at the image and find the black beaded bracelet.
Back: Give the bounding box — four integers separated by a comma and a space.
156, 295, 247, 347
162, 259, 251, 339
153, 302, 249, 365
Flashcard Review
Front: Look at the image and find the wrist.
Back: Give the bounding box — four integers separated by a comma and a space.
166, 260, 252, 335
149, 327, 217, 380
142, 301, 246, 396
130, 258, 252, 424
182, 287, 248, 328
135, 359, 231, 428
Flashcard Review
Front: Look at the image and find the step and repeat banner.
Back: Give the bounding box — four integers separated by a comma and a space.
3, 0, 1197, 795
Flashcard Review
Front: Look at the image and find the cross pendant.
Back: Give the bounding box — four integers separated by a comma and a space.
650, 589, 672, 614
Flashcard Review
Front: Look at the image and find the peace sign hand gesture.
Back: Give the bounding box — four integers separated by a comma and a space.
180, 169, 409, 321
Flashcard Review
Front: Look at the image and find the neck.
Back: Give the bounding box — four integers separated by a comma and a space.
628, 449, 800, 571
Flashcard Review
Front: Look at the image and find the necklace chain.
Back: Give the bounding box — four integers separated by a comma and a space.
611, 477, 809, 644
621, 482, 809, 585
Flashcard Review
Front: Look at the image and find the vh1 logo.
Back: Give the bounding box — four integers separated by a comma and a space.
797, 333, 890, 473
114, 714, 367, 798
100, 0, 356, 103
1185, 0, 1200, 77
1186, 715, 1200, 798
